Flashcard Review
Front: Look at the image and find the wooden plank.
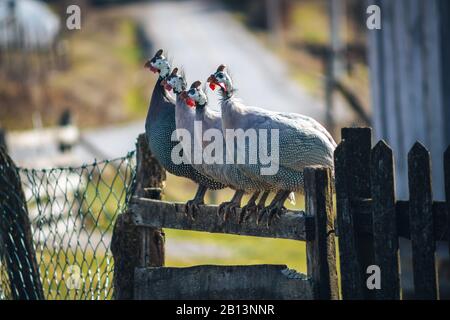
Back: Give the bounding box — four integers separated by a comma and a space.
444, 147, 450, 261
341, 127, 374, 299
408, 142, 439, 299
341, 199, 448, 241
334, 141, 364, 299
134, 134, 165, 267
305, 166, 339, 300
370, 140, 400, 299
134, 265, 313, 300
131, 197, 313, 241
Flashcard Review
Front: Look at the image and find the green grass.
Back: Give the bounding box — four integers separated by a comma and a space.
36, 247, 113, 300
290, 2, 329, 45
114, 20, 144, 66
165, 229, 307, 273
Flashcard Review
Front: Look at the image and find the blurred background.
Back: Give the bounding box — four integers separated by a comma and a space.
1, 0, 449, 298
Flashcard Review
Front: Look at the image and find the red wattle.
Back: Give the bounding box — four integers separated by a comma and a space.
186, 98, 196, 107
209, 83, 216, 91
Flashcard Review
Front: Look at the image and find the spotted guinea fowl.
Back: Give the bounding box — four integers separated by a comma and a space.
143, 50, 225, 218
207, 64, 336, 224
165, 70, 270, 221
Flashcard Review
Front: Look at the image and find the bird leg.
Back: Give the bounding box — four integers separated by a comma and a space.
239, 191, 260, 224
256, 191, 270, 212
185, 185, 207, 220
257, 190, 290, 227
218, 190, 245, 221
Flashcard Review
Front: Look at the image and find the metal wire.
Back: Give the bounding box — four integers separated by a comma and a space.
0, 151, 136, 300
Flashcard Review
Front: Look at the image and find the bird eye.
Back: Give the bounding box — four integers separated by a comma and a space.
217, 73, 223, 79
188, 89, 196, 95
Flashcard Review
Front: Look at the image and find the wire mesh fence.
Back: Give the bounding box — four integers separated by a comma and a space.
0, 150, 136, 300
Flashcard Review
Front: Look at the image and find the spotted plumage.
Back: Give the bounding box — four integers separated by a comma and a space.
208, 65, 336, 224
144, 51, 225, 216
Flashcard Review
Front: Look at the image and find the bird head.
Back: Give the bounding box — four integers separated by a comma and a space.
144, 49, 171, 79
207, 64, 233, 96
185, 81, 208, 108
162, 67, 187, 94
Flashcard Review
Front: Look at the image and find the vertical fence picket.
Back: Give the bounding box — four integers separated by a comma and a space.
445, 147, 450, 260
342, 128, 374, 299
305, 166, 339, 300
371, 140, 400, 299
334, 140, 364, 299
408, 142, 439, 299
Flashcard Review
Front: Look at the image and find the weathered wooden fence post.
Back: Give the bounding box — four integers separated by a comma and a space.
335, 127, 374, 299
334, 140, 362, 299
370, 140, 400, 299
0, 147, 44, 300
305, 166, 339, 300
111, 133, 166, 299
445, 147, 450, 260
408, 142, 439, 299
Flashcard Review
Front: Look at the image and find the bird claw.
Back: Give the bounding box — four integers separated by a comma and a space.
258, 204, 286, 227
184, 200, 203, 221
239, 203, 259, 224
217, 202, 239, 222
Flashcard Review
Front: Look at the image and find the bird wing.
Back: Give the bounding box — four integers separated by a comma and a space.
224, 99, 335, 172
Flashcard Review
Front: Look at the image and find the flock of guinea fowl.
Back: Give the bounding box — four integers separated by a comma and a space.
143, 49, 336, 227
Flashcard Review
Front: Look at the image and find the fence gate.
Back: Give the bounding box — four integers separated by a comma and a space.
335, 128, 449, 300
111, 134, 339, 300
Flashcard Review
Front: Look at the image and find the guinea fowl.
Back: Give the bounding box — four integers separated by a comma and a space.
143, 50, 225, 218
207, 64, 336, 224
165, 69, 270, 221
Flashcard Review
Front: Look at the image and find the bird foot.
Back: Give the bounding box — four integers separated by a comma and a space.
257, 203, 287, 227
239, 203, 262, 224
218, 201, 240, 222
184, 199, 204, 221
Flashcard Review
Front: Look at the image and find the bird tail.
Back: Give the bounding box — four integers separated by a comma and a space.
288, 192, 296, 205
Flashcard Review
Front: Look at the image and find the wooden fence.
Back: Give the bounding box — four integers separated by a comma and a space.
1, 126, 448, 299
111, 134, 338, 299
335, 127, 449, 299
113, 127, 450, 300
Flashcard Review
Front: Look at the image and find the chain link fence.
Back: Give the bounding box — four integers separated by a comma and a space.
0, 150, 136, 300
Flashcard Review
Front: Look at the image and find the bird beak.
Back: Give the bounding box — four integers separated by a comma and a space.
207, 74, 226, 92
